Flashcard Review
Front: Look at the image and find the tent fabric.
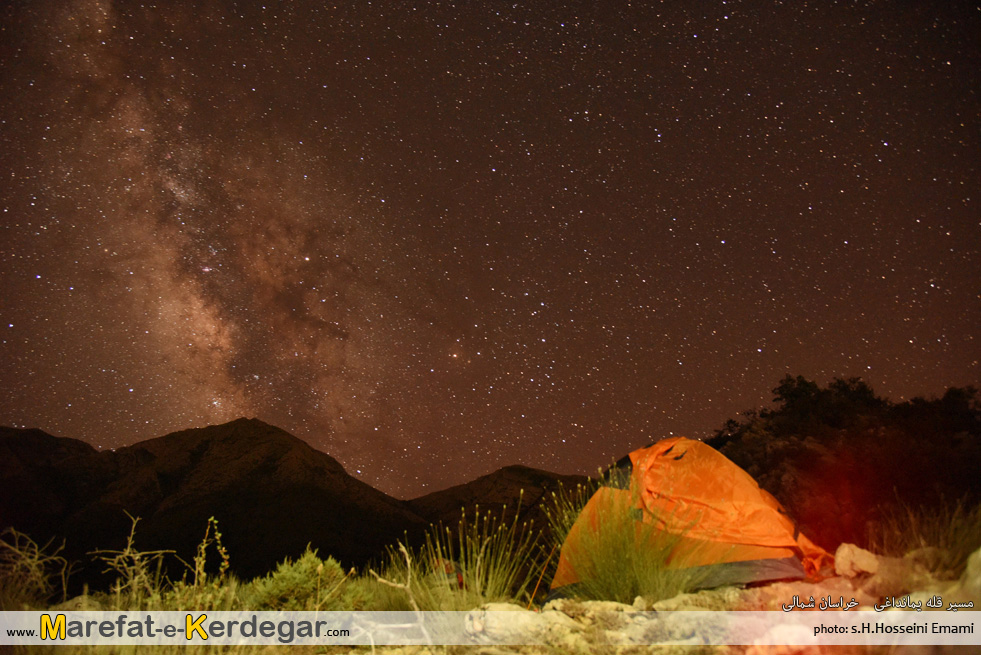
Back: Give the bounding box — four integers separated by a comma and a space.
550, 437, 834, 594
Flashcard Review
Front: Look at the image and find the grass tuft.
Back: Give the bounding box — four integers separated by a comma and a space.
578, 491, 710, 604
543, 481, 600, 553
544, 477, 719, 605
867, 496, 981, 578
370, 495, 541, 610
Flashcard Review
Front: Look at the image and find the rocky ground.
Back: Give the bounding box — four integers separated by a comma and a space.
333, 543, 981, 655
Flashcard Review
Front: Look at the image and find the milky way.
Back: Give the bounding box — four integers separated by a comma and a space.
1, 1, 978, 497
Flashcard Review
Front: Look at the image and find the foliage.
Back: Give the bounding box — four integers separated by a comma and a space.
89, 513, 173, 610
243, 545, 360, 611
867, 497, 981, 578
369, 497, 541, 610
534, 479, 599, 602
706, 376, 981, 549
351, 568, 413, 611
164, 517, 242, 611
366, 542, 425, 612
889, 386, 981, 436
428, 499, 540, 607
753, 375, 887, 437
0, 528, 71, 609
543, 481, 600, 552
712, 375, 980, 445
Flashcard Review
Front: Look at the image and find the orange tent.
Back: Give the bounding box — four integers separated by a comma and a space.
551, 437, 834, 595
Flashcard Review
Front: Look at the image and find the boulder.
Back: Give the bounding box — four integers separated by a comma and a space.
834, 543, 879, 577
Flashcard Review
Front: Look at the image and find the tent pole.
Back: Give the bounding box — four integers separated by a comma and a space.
527, 543, 557, 610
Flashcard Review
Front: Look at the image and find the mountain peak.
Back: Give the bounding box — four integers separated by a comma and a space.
0, 420, 427, 583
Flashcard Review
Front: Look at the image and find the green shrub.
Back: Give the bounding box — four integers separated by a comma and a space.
347, 572, 409, 611
243, 546, 361, 611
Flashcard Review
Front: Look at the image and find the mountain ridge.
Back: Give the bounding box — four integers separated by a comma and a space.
0, 418, 583, 587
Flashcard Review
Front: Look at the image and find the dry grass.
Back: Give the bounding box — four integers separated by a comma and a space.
867, 496, 981, 578
0, 527, 71, 609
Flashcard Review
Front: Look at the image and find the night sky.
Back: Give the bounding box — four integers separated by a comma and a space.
1, 1, 978, 498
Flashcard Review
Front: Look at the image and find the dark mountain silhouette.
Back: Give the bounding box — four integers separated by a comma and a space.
5, 378, 978, 594
0, 418, 588, 590
408, 464, 588, 535
0, 418, 430, 583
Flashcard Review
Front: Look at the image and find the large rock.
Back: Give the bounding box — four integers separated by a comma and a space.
834, 542, 879, 577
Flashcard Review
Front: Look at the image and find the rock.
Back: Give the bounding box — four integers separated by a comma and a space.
859, 555, 937, 598
541, 597, 582, 615
651, 585, 745, 611
535, 610, 591, 653
745, 623, 815, 655
465, 604, 547, 643
465, 603, 582, 648
892, 646, 975, 655
742, 577, 875, 612
834, 543, 879, 577
576, 599, 637, 614
480, 602, 531, 612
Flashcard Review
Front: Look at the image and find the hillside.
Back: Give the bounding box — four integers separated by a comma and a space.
408, 464, 589, 535
0, 419, 429, 582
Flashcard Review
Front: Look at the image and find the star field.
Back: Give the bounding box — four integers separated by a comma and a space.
1, 1, 978, 497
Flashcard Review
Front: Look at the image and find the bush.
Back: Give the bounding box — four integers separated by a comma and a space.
349, 570, 412, 611
0, 528, 71, 609
424, 500, 539, 606
243, 546, 361, 611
